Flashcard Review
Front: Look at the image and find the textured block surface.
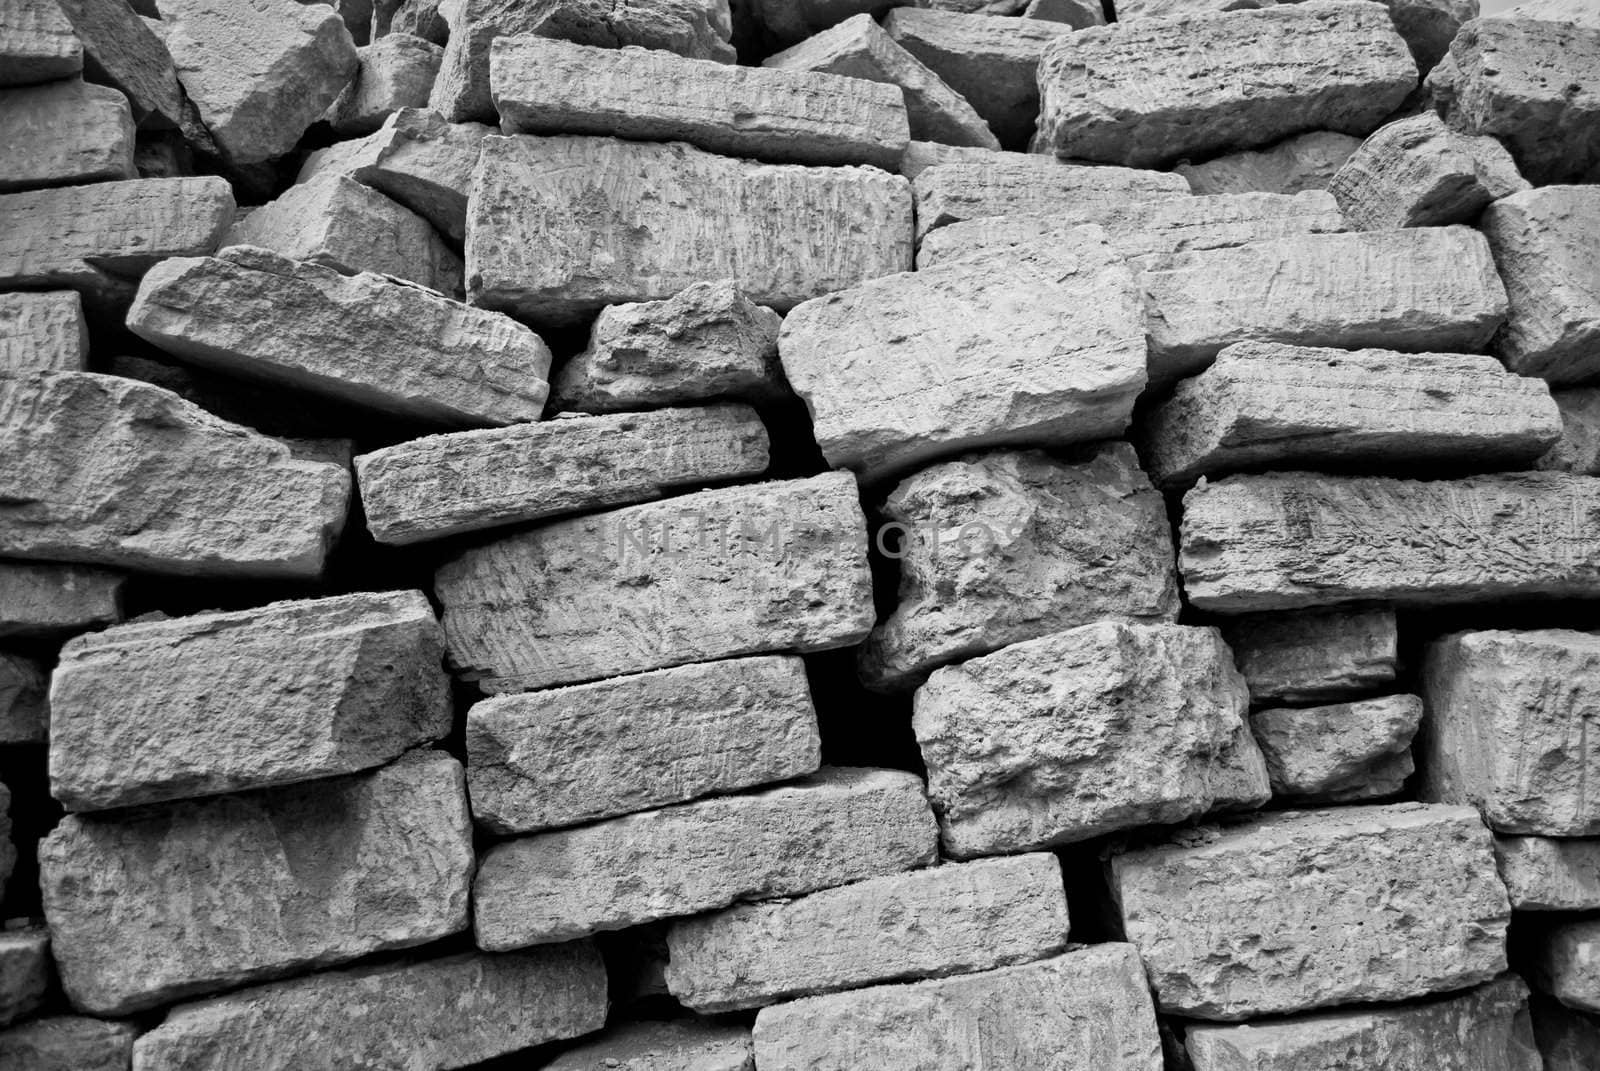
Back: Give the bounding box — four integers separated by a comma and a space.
0, 561, 121, 642
1496, 836, 1600, 912
1251, 694, 1422, 803
0, 1016, 137, 1071
0, 0, 83, 85
1223, 608, 1398, 704
1330, 112, 1528, 230
912, 154, 1188, 238
0, 79, 135, 193
0, 291, 87, 375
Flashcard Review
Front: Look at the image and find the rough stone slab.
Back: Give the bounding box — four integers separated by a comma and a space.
861, 444, 1180, 691
764, 14, 997, 150
38, 750, 473, 1015
0, 372, 348, 579
0, 924, 49, 1029
1110, 803, 1511, 1020
882, 8, 1070, 147
912, 153, 1189, 239
0, 653, 48, 746
468, 655, 819, 834
551, 280, 785, 413
0, 0, 83, 85
1531, 993, 1600, 1071
1142, 227, 1509, 385
780, 232, 1146, 483
915, 622, 1267, 858
1496, 837, 1600, 912
128, 245, 550, 426
753, 944, 1161, 1071
1141, 341, 1561, 488
1036, 3, 1415, 167
1482, 186, 1600, 385
328, 32, 441, 135
50, 591, 451, 812
0, 292, 87, 375
1176, 130, 1362, 195
1185, 975, 1541, 1071
543, 1020, 754, 1071
917, 190, 1344, 269
0, 1017, 137, 1071
468, 134, 913, 324
1330, 113, 1528, 230
1528, 920, 1600, 1014
0, 79, 136, 193
665, 853, 1071, 1013
0, 176, 234, 310
1250, 694, 1421, 803
436, 472, 875, 692
1222, 608, 1398, 703
133, 943, 607, 1071
492, 36, 907, 169
1539, 389, 1600, 475
1423, 630, 1600, 836
473, 766, 936, 948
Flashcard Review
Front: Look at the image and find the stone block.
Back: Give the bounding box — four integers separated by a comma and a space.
1528, 920, 1600, 1014
0, 79, 135, 193
0, 0, 83, 85
543, 1020, 754, 1071
1330, 112, 1528, 230
1250, 694, 1422, 803
0, 924, 50, 1028
1495, 836, 1600, 912
1482, 186, 1600, 385
1223, 607, 1398, 704
327, 32, 441, 135
1176, 130, 1362, 195
0, 292, 87, 375
0, 1017, 137, 1071
0, 653, 47, 745
1539, 389, 1600, 475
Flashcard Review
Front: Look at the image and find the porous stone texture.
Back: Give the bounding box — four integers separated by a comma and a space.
327, 32, 442, 135
1481, 186, 1600, 385
472, 766, 936, 948
551, 281, 785, 412
780, 232, 1145, 482
38, 750, 473, 1015
1539, 389, 1600, 475
914, 622, 1268, 858
1495, 836, 1600, 911
467, 655, 820, 834
0, 653, 48, 745
0, 372, 349, 579
1035, 3, 1416, 167
1527, 920, 1600, 1014
1422, 630, 1600, 836
1176, 130, 1363, 195
0, 924, 50, 1028
0, 291, 87, 375
1531, 993, 1600, 1071
862, 444, 1180, 691
1223, 607, 1398, 703
543, 1019, 755, 1071
1330, 113, 1528, 230
0, 1016, 137, 1071
0, 79, 135, 193
128, 246, 550, 426
132, 943, 608, 1071
0, 0, 83, 85
492, 36, 907, 169
1109, 803, 1511, 1020
665, 853, 1071, 1013
1141, 341, 1560, 488
0, 562, 121, 642
752, 944, 1162, 1071
1250, 694, 1422, 803
469, 134, 913, 324
435, 472, 875, 692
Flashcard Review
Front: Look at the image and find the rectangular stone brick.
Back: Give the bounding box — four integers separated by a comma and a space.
1250, 694, 1422, 803
0, 561, 122, 642
1482, 186, 1600, 384
0, 291, 87, 374
1496, 836, 1600, 911
1222, 608, 1398, 704
0, 79, 134, 194
327, 32, 442, 136
0, 0, 83, 85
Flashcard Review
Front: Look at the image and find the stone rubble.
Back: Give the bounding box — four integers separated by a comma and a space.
1222, 607, 1399, 704
1249, 694, 1422, 803
326, 31, 442, 135
1330, 112, 1529, 230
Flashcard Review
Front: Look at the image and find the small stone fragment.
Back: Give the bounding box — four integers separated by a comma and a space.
1250, 695, 1422, 803
1176, 130, 1362, 195
0, 80, 135, 193
1330, 113, 1528, 230
543, 1019, 754, 1071
327, 32, 441, 135
0, 292, 87, 375
0, 0, 83, 85
1531, 993, 1600, 1071
1527, 920, 1600, 1014
1495, 837, 1600, 911
1538, 389, 1600, 475
1223, 607, 1399, 704
1482, 186, 1600, 385
0, 653, 48, 745
0, 924, 50, 1028
0, 1016, 137, 1071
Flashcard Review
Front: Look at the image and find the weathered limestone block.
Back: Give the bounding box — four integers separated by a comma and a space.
221, 175, 463, 295
1224, 608, 1398, 703
1176, 130, 1362, 195
469, 134, 913, 323
1185, 976, 1542, 1071
38, 750, 473, 1015
1110, 803, 1511, 1019
780, 233, 1145, 483
1331, 113, 1528, 230
128, 246, 550, 425
0, 292, 87, 375
1496, 837, 1600, 912
1528, 920, 1600, 1014
492, 36, 907, 169
0, 1017, 137, 1071
551, 281, 785, 412
764, 14, 997, 150
1539, 389, 1600, 475
1531, 993, 1600, 1071
912, 153, 1188, 238
159, 0, 359, 164
0, 0, 83, 85
1036, 3, 1415, 167
328, 32, 442, 135
1423, 630, 1600, 836
1250, 695, 1421, 803
882, 8, 1070, 146
133, 943, 607, 1071
544, 1020, 754, 1071
915, 622, 1267, 858
861, 445, 1180, 691
1482, 186, 1600, 385
0, 924, 50, 1028
468, 655, 820, 834
0, 653, 48, 745
1142, 342, 1560, 488
665, 853, 1070, 1013
0, 372, 348, 579
0, 176, 234, 310
436, 472, 875, 692
0, 80, 135, 193
473, 767, 936, 948
1142, 228, 1509, 385
753, 944, 1161, 1071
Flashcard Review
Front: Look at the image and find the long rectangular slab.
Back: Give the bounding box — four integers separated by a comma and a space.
1221, 607, 1398, 704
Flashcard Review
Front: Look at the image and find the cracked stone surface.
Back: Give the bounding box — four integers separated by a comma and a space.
1250, 694, 1422, 803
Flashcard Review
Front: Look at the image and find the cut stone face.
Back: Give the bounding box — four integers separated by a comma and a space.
1482, 186, 1600, 385
914, 622, 1268, 858
0, 924, 50, 1029
435, 472, 875, 692
912, 154, 1189, 239
1035, 3, 1416, 168
0, 0, 83, 85
0, 1017, 137, 1071
1176, 130, 1362, 196
1495, 837, 1600, 912
1527, 920, 1600, 1015
38, 750, 473, 1015
1140, 341, 1561, 488
1330, 112, 1528, 230
1539, 389, 1600, 475
1109, 803, 1511, 1020
467, 655, 820, 834
327, 32, 442, 135
0, 372, 349, 580
543, 1020, 754, 1071
1222, 607, 1398, 704
1422, 630, 1600, 836
1181, 472, 1600, 613
861, 445, 1181, 692
127, 246, 550, 426
0, 292, 87, 375
467, 134, 913, 324
665, 853, 1071, 1013
779, 233, 1146, 483
753, 944, 1162, 1071
1250, 694, 1422, 803
472, 767, 936, 948
0, 653, 48, 746
132, 944, 607, 1071
0, 79, 136, 193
